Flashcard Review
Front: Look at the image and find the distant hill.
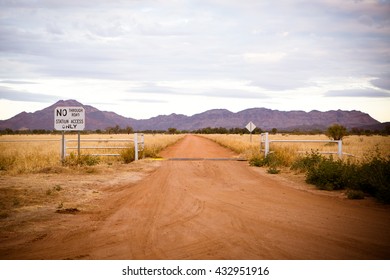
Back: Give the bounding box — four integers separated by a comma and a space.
0, 100, 136, 131
0, 99, 383, 131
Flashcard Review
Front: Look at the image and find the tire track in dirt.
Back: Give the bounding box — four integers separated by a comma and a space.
83, 135, 390, 259
2, 135, 389, 259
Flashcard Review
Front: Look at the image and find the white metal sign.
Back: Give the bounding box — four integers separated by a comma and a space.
245, 121, 256, 132
54, 107, 85, 131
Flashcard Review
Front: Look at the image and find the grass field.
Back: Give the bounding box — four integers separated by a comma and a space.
0, 134, 184, 174
1, 133, 389, 174
202, 134, 390, 163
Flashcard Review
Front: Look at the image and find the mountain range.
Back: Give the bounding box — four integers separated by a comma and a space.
0, 99, 386, 132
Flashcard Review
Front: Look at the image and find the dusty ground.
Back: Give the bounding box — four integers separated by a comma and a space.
0, 135, 389, 259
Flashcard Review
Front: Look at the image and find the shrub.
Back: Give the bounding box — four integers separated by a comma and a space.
305, 156, 346, 190
143, 144, 159, 158
120, 146, 135, 163
249, 154, 264, 167
250, 148, 297, 172
249, 152, 283, 168
294, 151, 390, 203
346, 190, 365, 200
267, 167, 281, 174
291, 151, 323, 172
358, 154, 390, 203
63, 153, 100, 167
306, 156, 361, 191
262, 152, 283, 168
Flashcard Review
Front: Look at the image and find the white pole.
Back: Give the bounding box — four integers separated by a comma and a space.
141, 133, 145, 159
265, 132, 269, 157
77, 131, 81, 157
61, 131, 65, 162
338, 140, 342, 159
134, 133, 138, 161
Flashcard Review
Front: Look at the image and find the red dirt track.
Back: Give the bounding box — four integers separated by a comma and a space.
1, 135, 390, 259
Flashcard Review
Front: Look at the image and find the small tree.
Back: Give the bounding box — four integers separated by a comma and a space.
113, 125, 121, 134
326, 124, 347, 140
125, 126, 133, 135
167, 127, 178, 134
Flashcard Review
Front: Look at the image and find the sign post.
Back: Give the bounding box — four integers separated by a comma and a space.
245, 121, 256, 142
54, 107, 85, 161
61, 131, 65, 161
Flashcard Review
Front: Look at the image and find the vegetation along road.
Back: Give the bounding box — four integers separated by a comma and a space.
1, 135, 389, 259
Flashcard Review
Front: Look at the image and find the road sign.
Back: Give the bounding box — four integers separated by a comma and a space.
245, 121, 256, 132
54, 107, 85, 131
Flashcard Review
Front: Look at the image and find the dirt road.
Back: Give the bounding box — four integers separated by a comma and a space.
1, 135, 390, 259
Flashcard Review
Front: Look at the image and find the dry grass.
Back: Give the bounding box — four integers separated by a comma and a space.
201, 134, 260, 159
0, 133, 184, 174
202, 134, 390, 163
1, 133, 388, 174
0, 135, 61, 174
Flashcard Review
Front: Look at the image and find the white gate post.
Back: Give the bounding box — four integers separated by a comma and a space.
337, 140, 342, 159
264, 132, 270, 157
134, 133, 138, 161
77, 131, 81, 157
141, 133, 145, 159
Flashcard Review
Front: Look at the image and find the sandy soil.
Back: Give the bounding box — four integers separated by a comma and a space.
1, 135, 389, 260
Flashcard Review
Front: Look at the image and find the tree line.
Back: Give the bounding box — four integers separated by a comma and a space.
1, 124, 389, 136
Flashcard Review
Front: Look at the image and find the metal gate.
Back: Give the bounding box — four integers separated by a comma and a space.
61, 133, 144, 161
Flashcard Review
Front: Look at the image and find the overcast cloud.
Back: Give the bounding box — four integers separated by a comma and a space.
0, 86, 61, 102
0, 0, 389, 122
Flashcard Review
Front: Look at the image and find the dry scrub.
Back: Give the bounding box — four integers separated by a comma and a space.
0, 133, 183, 222
202, 134, 390, 163
0, 134, 183, 174
202, 134, 390, 203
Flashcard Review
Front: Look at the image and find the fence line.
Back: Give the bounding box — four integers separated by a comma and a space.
0, 134, 144, 161
260, 132, 344, 158
62, 133, 144, 160
0, 139, 60, 142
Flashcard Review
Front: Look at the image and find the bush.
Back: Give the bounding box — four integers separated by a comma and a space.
305, 156, 346, 190
249, 154, 264, 167
143, 144, 159, 158
358, 154, 390, 203
249, 152, 283, 168
293, 152, 390, 203
63, 153, 100, 167
120, 147, 135, 163
262, 152, 284, 168
346, 190, 365, 200
291, 151, 323, 172
267, 167, 281, 174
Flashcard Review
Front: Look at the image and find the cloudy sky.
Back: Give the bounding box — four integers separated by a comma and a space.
0, 0, 389, 123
